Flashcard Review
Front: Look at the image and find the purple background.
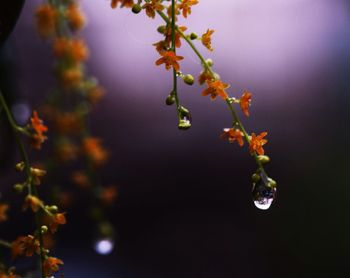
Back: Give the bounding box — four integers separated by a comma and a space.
1, 0, 350, 277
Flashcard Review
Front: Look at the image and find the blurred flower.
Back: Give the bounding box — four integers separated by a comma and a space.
201, 29, 214, 51
179, 0, 199, 18
86, 85, 105, 105
49, 213, 67, 233
53, 38, 89, 64
59, 67, 83, 88
202, 79, 229, 100
66, 3, 86, 31
239, 91, 252, 117
53, 112, 82, 135
35, 4, 57, 38
82, 137, 109, 167
155, 51, 184, 71
11, 235, 40, 259
143, 0, 164, 18
23, 195, 42, 213
249, 132, 268, 155
220, 128, 244, 146
71, 171, 91, 188
0, 204, 9, 222
100, 186, 119, 205
111, 0, 134, 9
54, 140, 79, 162
43, 257, 63, 277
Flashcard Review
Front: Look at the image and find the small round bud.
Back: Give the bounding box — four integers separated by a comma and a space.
13, 183, 24, 194
157, 25, 167, 34
251, 173, 261, 183
183, 74, 194, 86
257, 155, 270, 164
268, 178, 277, 188
165, 94, 175, 106
41, 225, 48, 234
206, 58, 213, 67
48, 205, 58, 213
190, 32, 198, 40
15, 162, 25, 172
132, 4, 142, 14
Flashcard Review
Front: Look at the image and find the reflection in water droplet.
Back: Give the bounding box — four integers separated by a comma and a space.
94, 238, 114, 255
252, 175, 276, 210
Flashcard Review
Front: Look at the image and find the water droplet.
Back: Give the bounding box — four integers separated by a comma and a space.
252, 174, 276, 210
94, 238, 114, 255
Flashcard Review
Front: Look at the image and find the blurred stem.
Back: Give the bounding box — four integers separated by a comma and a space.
0, 239, 11, 249
157, 10, 268, 175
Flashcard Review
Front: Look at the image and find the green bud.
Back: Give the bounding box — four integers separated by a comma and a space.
48, 205, 58, 213
157, 25, 167, 34
15, 161, 25, 172
132, 4, 142, 14
206, 58, 213, 67
251, 173, 261, 183
13, 183, 24, 194
165, 94, 176, 106
41, 225, 48, 234
257, 155, 270, 164
183, 74, 194, 85
190, 32, 198, 40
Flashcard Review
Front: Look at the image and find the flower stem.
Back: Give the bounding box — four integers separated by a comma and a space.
0, 239, 12, 249
156, 10, 268, 176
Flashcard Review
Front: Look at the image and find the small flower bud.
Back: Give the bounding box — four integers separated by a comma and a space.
251, 173, 261, 183
13, 183, 24, 194
165, 93, 176, 106
183, 74, 194, 85
190, 32, 198, 40
257, 155, 270, 164
157, 25, 167, 34
47, 205, 58, 213
268, 178, 277, 188
132, 4, 142, 14
206, 58, 213, 66
41, 225, 48, 234
15, 162, 25, 172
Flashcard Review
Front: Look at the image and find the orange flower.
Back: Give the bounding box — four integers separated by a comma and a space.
49, 213, 67, 233
143, 0, 164, 18
71, 171, 91, 188
87, 85, 105, 105
53, 38, 89, 64
11, 235, 40, 259
111, 0, 134, 9
0, 204, 9, 222
30, 167, 47, 185
249, 132, 268, 155
202, 79, 230, 100
35, 4, 57, 37
23, 195, 43, 213
155, 51, 184, 71
0, 269, 21, 278
240, 90, 252, 117
43, 257, 64, 276
82, 137, 109, 166
153, 40, 169, 54
220, 128, 244, 146
100, 185, 119, 205
198, 70, 213, 85
53, 112, 82, 135
201, 29, 215, 51
30, 111, 48, 149
179, 0, 199, 18
165, 26, 187, 48
66, 3, 86, 31
59, 67, 83, 88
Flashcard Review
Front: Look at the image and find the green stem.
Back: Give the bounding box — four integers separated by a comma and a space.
157, 10, 268, 175
0, 239, 12, 249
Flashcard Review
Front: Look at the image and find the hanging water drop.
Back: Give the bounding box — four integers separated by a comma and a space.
252, 173, 276, 210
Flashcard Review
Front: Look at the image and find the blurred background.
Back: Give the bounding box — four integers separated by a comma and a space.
1, 0, 350, 277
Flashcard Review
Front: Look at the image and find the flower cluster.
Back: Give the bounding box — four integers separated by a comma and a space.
111, 0, 277, 209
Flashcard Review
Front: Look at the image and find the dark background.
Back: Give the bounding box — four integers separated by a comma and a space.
1, 0, 350, 277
